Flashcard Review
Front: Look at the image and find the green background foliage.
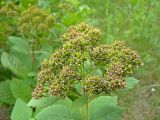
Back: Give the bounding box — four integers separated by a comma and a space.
0, 0, 159, 120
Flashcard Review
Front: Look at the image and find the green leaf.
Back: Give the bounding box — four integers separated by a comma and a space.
62, 13, 80, 26
75, 83, 82, 94
125, 77, 139, 89
55, 97, 73, 108
20, 0, 38, 8
27, 71, 37, 77
0, 80, 15, 104
130, 0, 138, 5
93, 69, 102, 76
36, 105, 80, 120
89, 105, 124, 120
11, 99, 32, 120
84, 59, 91, 73
72, 95, 88, 109
39, 44, 53, 58
83, 59, 102, 76
11, 51, 32, 71
34, 44, 53, 69
89, 96, 124, 120
89, 96, 118, 107
8, 36, 31, 55
27, 96, 58, 108
8, 36, 32, 70
1, 52, 29, 78
10, 79, 32, 102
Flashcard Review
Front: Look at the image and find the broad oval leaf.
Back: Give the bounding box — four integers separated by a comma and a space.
72, 95, 88, 109
8, 36, 31, 55
0, 80, 15, 105
36, 105, 80, 120
125, 77, 139, 89
27, 96, 58, 108
8, 36, 32, 71
89, 105, 124, 120
55, 97, 73, 108
89, 96, 124, 120
11, 99, 32, 120
1, 52, 29, 78
89, 96, 118, 106
10, 79, 32, 102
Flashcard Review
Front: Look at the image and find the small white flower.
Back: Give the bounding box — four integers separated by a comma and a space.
151, 88, 155, 92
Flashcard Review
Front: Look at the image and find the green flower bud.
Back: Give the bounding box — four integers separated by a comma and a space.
32, 68, 55, 98
61, 22, 102, 46
59, 66, 80, 83
50, 81, 64, 96
106, 62, 126, 78
20, 23, 31, 33
46, 15, 55, 26
69, 52, 87, 69
37, 23, 48, 31
82, 76, 105, 96
32, 84, 45, 98
90, 45, 110, 65
107, 76, 125, 90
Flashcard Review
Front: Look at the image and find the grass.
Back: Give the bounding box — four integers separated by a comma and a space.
79, 0, 160, 119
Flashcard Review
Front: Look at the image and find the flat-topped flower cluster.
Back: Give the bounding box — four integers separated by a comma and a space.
33, 23, 143, 98
17, 6, 55, 37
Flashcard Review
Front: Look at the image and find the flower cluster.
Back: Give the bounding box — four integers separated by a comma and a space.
0, 2, 20, 17
90, 41, 143, 90
32, 68, 54, 98
17, 6, 55, 37
33, 23, 143, 99
50, 66, 80, 96
0, 2, 20, 46
61, 23, 102, 51
82, 76, 105, 96
90, 41, 142, 71
106, 62, 126, 90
